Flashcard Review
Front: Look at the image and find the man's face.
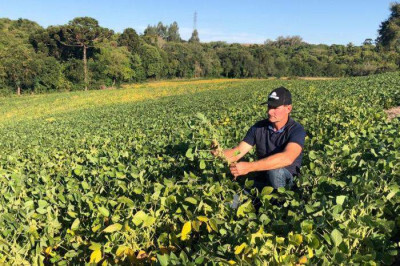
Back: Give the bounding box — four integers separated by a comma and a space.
267, 104, 292, 123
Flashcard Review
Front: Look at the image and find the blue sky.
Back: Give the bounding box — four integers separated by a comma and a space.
0, 0, 395, 45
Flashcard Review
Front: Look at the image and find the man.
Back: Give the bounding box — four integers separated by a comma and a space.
215, 86, 306, 191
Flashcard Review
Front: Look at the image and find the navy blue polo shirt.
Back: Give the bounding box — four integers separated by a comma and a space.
243, 117, 306, 175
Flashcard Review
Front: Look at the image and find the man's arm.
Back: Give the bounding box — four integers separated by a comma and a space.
229, 142, 302, 178
216, 141, 253, 164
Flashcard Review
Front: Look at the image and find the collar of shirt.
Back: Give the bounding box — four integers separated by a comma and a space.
268, 124, 286, 133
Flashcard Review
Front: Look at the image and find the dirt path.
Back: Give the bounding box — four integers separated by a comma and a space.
385, 106, 400, 120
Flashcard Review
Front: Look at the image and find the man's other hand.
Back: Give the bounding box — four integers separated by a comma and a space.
229, 162, 251, 179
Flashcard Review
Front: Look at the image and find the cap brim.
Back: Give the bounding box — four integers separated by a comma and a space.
261, 100, 280, 107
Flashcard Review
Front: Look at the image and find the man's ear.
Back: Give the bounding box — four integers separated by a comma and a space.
286, 105, 292, 113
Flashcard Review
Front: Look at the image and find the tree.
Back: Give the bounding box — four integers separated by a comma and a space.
363, 38, 374, 46
93, 41, 135, 86
266, 36, 304, 48
0, 40, 62, 95
189, 29, 200, 43
163, 43, 195, 77
56, 17, 113, 90
144, 25, 157, 36
30, 27, 60, 56
157, 22, 168, 39
118, 28, 140, 53
139, 43, 164, 79
32, 56, 64, 93
143, 23, 166, 47
0, 18, 42, 94
0, 38, 36, 95
3, 18, 42, 39
377, 3, 400, 50
167, 22, 181, 42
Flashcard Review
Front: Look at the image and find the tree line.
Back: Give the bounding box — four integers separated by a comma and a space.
0, 3, 399, 96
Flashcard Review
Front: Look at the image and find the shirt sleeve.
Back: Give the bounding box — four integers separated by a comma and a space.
288, 124, 306, 148
242, 126, 257, 146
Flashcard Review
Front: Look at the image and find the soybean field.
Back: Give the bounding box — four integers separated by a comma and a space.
0, 73, 399, 265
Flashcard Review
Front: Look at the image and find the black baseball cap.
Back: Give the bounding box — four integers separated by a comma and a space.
261, 86, 292, 107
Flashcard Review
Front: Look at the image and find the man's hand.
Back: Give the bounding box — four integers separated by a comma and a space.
229, 162, 252, 179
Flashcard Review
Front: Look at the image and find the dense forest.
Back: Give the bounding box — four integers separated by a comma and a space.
0, 3, 399, 96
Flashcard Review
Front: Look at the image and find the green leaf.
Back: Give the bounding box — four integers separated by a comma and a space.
301, 220, 313, 234
309, 234, 320, 249
71, 218, 80, 230
132, 210, 148, 226
89, 242, 102, 251
195, 112, 206, 121
336, 195, 346, 205
199, 160, 206, 169
387, 191, 397, 200
98, 206, 110, 217
261, 186, 274, 196
331, 229, 343, 247
237, 200, 255, 217
38, 200, 48, 208
24, 200, 34, 209
245, 179, 254, 188
103, 223, 122, 233
342, 145, 350, 156
180, 250, 189, 263
36, 208, 47, 214
133, 188, 142, 194
323, 233, 331, 245
195, 256, 205, 264
289, 233, 303, 246
74, 166, 83, 176
92, 224, 101, 232
116, 246, 128, 256
185, 148, 193, 160
309, 150, 317, 160
117, 196, 134, 207
192, 220, 201, 232
81, 181, 89, 189
209, 218, 218, 232
157, 254, 169, 266
185, 197, 197, 205
142, 216, 156, 227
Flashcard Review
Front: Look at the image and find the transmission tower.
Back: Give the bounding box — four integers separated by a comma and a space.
193, 11, 197, 31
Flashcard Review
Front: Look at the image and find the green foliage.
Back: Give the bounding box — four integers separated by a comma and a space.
167, 21, 181, 42
189, 29, 200, 43
377, 3, 400, 50
92, 41, 135, 86
0, 30, 63, 95
144, 21, 181, 42
63, 17, 114, 48
1, 8, 400, 95
61, 59, 85, 90
0, 73, 399, 264
117, 28, 140, 53
139, 43, 164, 79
